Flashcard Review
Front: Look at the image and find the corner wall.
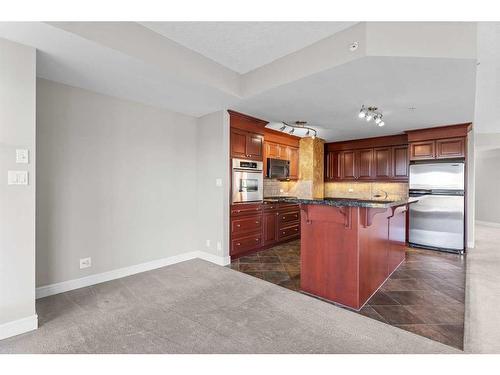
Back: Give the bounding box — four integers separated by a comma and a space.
0, 38, 37, 339
195, 111, 230, 264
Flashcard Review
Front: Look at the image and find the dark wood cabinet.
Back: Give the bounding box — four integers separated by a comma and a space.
436, 138, 465, 159
263, 141, 299, 180
325, 151, 340, 181
327, 144, 408, 182
409, 140, 435, 160
409, 138, 465, 161
340, 151, 356, 180
287, 146, 299, 180
357, 149, 374, 180
230, 202, 300, 258
392, 145, 409, 180
406, 123, 470, 161
263, 211, 278, 245
373, 147, 392, 179
230, 128, 263, 160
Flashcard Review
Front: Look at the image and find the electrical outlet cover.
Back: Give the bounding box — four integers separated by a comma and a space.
80, 257, 92, 269
16, 149, 29, 164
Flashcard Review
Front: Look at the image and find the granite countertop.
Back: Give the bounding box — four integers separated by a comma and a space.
263, 196, 418, 208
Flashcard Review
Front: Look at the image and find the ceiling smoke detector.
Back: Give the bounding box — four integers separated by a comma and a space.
349, 41, 359, 52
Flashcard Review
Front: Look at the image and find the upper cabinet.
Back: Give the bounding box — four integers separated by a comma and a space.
406, 124, 470, 161
263, 141, 299, 180
230, 128, 263, 160
326, 135, 409, 182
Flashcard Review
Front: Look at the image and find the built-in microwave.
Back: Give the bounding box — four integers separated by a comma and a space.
267, 158, 290, 180
232, 158, 263, 203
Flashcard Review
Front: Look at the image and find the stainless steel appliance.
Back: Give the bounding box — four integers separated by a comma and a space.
409, 161, 465, 253
267, 158, 290, 180
232, 158, 263, 203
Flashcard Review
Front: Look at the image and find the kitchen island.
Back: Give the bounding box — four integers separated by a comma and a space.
270, 197, 417, 310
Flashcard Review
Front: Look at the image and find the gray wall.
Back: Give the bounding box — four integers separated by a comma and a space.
196, 111, 230, 260
36, 78, 198, 286
475, 147, 500, 224
0, 38, 36, 326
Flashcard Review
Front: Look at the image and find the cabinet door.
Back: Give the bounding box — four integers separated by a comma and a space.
392, 145, 409, 180
325, 151, 340, 181
265, 142, 281, 159
410, 141, 435, 160
436, 138, 465, 159
263, 212, 278, 246
230, 129, 248, 159
246, 133, 263, 160
288, 146, 299, 180
357, 149, 374, 180
341, 151, 356, 180
373, 148, 391, 179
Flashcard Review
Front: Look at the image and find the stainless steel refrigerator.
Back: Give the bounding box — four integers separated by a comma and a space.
409, 161, 465, 254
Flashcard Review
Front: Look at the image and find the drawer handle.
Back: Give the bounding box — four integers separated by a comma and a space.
236, 242, 241, 246
276, 213, 279, 216
294, 214, 298, 218
236, 224, 241, 227
255, 238, 259, 242
295, 228, 298, 231
255, 221, 260, 224
282, 231, 286, 235
282, 216, 286, 219
236, 210, 241, 213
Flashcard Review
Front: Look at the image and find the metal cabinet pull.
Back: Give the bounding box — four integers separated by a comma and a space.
255, 221, 259, 224
236, 242, 241, 246
236, 224, 241, 227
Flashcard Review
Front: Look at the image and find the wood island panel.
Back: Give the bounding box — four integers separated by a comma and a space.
300, 203, 410, 310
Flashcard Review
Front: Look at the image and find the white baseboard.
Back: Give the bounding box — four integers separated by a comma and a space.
476, 220, 500, 228
0, 314, 38, 341
36, 250, 230, 299
196, 251, 231, 266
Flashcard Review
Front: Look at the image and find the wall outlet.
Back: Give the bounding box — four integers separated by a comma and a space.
80, 257, 92, 269
215, 178, 222, 187
8, 170, 28, 185
205, 239, 211, 248
216, 241, 222, 251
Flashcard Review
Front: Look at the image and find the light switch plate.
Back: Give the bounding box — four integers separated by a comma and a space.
8, 170, 28, 185
16, 149, 29, 164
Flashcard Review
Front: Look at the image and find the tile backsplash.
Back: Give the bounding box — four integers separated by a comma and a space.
265, 179, 408, 200
324, 182, 409, 200
263, 179, 298, 197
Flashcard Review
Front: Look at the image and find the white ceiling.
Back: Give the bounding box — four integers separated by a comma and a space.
235, 56, 477, 141
0, 22, 240, 117
139, 22, 357, 74
0, 22, 482, 141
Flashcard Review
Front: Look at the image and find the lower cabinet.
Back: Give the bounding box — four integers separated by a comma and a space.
230, 202, 300, 258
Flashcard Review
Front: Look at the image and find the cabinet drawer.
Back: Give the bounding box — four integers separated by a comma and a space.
262, 202, 279, 211
278, 224, 300, 240
231, 216, 263, 236
279, 210, 300, 225
278, 203, 300, 211
231, 233, 262, 255
231, 203, 263, 217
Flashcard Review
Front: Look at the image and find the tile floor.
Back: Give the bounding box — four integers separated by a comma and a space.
230, 240, 466, 350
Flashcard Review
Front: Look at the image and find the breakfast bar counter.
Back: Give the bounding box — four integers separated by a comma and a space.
277, 197, 417, 310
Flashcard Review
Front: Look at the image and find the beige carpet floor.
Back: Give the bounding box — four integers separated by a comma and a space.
0, 258, 459, 354
464, 224, 500, 353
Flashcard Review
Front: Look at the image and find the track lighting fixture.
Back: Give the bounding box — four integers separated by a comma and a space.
358, 105, 385, 127
279, 121, 317, 139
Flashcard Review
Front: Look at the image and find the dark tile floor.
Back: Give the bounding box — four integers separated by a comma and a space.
230, 240, 466, 350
